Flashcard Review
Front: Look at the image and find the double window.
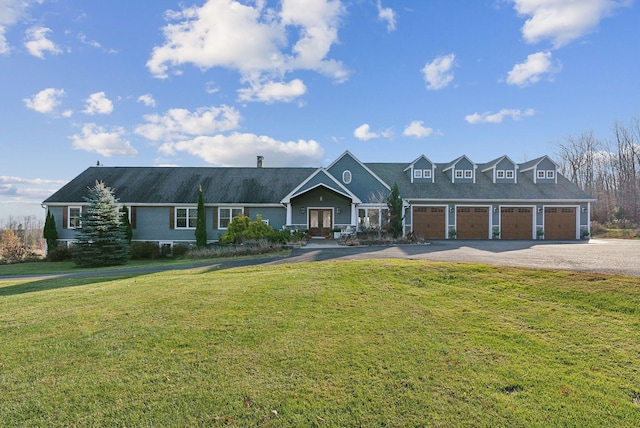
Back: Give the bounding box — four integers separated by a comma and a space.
358, 208, 390, 230
537, 170, 555, 179
497, 170, 515, 179
219, 207, 243, 229
176, 207, 198, 229
414, 169, 432, 179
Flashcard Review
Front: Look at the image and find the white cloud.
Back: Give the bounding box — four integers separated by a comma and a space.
1, 0, 42, 54
465, 108, 535, 124
159, 132, 324, 166
0, 27, 9, 54
377, 0, 396, 32
354, 124, 379, 141
506, 51, 560, 86
135, 105, 241, 142
238, 79, 307, 103
403, 121, 434, 138
422, 53, 455, 90
137, 94, 157, 107
147, 0, 348, 99
0, 175, 66, 186
24, 26, 61, 58
511, 0, 630, 48
23, 87, 65, 114
83, 92, 114, 115
70, 123, 138, 157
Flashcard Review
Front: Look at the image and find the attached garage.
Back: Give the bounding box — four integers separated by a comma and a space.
456, 206, 489, 239
544, 207, 577, 240
413, 206, 446, 239
501, 207, 533, 239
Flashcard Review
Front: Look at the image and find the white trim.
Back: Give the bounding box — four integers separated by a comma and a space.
175, 206, 198, 229
326, 150, 391, 191
280, 168, 362, 204
342, 169, 352, 184
68, 206, 82, 229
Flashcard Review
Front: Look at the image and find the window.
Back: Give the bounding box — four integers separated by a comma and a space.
464, 170, 473, 179
423, 169, 432, 179
455, 170, 463, 178
546, 170, 555, 179
537, 170, 545, 179
69, 206, 82, 229
176, 207, 197, 229
497, 170, 505, 179
357, 208, 389, 230
413, 169, 423, 179
342, 170, 352, 184
506, 170, 514, 179
219, 207, 243, 229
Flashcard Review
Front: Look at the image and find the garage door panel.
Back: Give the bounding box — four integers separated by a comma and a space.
545, 207, 576, 240
501, 207, 533, 239
457, 207, 489, 239
413, 206, 446, 239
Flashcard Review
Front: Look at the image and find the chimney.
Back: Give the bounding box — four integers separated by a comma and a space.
257, 155, 264, 168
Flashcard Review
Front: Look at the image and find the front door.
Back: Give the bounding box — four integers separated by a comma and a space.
309, 209, 332, 237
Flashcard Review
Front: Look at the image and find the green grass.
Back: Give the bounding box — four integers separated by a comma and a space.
1, 260, 640, 426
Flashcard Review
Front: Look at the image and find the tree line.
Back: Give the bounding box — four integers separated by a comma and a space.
554, 117, 640, 224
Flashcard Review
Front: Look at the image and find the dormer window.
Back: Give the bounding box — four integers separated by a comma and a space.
455, 170, 463, 179
342, 170, 352, 184
413, 169, 423, 179
464, 170, 472, 179
423, 169, 432, 179
506, 170, 514, 179
546, 170, 555, 179
537, 170, 545, 179
497, 170, 505, 179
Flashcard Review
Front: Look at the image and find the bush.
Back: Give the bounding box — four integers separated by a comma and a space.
47, 245, 73, 262
186, 241, 283, 259
130, 241, 161, 260
171, 244, 190, 258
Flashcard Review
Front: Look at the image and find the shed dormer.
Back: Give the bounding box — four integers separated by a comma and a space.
519, 155, 559, 184
442, 155, 476, 183
403, 155, 436, 183
481, 155, 518, 184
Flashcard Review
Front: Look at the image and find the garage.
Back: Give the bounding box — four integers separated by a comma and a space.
501, 207, 533, 239
544, 207, 577, 240
413, 206, 446, 239
456, 206, 489, 239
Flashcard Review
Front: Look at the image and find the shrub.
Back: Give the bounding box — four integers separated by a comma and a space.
47, 245, 73, 262
171, 244, 190, 258
130, 241, 161, 260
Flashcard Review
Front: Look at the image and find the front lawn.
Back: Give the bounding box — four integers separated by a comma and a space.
1, 260, 639, 426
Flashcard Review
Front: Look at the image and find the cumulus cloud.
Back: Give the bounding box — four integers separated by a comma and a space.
1, 0, 42, 54
465, 108, 535, 124
137, 94, 157, 107
238, 79, 307, 103
24, 26, 61, 58
422, 53, 455, 90
511, 0, 630, 48
146, 0, 348, 102
506, 51, 560, 86
134, 105, 241, 142
23, 88, 65, 114
377, 0, 396, 32
83, 92, 114, 115
354, 124, 379, 141
159, 132, 324, 167
70, 123, 138, 157
0, 27, 9, 54
403, 121, 434, 138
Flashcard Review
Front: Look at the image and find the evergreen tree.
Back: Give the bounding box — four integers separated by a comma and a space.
195, 185, 207, 247
120, 205, 133, 243
43, 210, 59, 252
74, 181, 129, 267
387, 182, 404, 238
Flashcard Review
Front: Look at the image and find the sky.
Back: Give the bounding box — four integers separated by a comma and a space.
1, 0, 639, 222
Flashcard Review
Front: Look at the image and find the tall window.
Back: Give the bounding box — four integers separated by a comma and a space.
219, 207, 243, 229
69, 206, 82, 229
176, 207, 197, 229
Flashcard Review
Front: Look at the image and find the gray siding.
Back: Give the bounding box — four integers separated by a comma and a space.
328, 153, 388, 201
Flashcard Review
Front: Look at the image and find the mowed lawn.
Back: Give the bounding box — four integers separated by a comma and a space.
1, 260, 639, 427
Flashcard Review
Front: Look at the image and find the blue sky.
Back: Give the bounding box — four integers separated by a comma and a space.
1, 0, 639, 221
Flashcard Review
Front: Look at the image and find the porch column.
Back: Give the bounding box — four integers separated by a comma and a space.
285, 203, 292, 226
351, 203, 357, 226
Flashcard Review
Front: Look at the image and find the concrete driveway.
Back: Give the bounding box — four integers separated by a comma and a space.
279, 239, 640, 278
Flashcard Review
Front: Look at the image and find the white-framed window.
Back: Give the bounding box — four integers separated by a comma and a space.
537, 170, 545, 179
358, 208, 389, 230
546, 170, 555, 179
455, 170, 463, 178
342, 170, 352, 184
423, 169, 432, 179
68, 206, 82, 229
176, 207, 197, 229
497, 170, 505, 179
506, 170, 514, 179
219, 207, 243, 229
413, 169, 423, 179
464, 170, 473, 179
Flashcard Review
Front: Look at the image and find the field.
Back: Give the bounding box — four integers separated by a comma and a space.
1, 260, 640, 426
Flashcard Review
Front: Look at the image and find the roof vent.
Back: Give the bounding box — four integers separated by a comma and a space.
257, 155, 264, 168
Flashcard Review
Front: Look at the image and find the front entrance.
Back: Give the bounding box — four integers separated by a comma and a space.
309, 209, 333, 237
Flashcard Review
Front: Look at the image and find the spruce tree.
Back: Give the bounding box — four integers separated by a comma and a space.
43, 210, 59, 252
387, 182, 404, 238
121, 205, 133, 243
195, 185, 207, 247
74, 181, 129, 267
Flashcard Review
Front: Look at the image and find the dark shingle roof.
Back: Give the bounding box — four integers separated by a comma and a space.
44, 166, 316, 205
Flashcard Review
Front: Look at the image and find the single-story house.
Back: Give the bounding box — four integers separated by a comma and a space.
43, 151, 594, 248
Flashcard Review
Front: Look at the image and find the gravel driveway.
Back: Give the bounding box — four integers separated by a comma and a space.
279, 239, 640, 278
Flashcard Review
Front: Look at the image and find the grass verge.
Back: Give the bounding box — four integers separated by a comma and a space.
1, 260, 639, 426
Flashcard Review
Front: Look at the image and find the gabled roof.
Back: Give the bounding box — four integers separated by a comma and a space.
327, 150, 391, 191
442, 155, 475, 172
280, 168, 361, 204
480, 155, 517, 172
44, 166, 316, 205
403, 154, 435, 172
519, 155, 559, 172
